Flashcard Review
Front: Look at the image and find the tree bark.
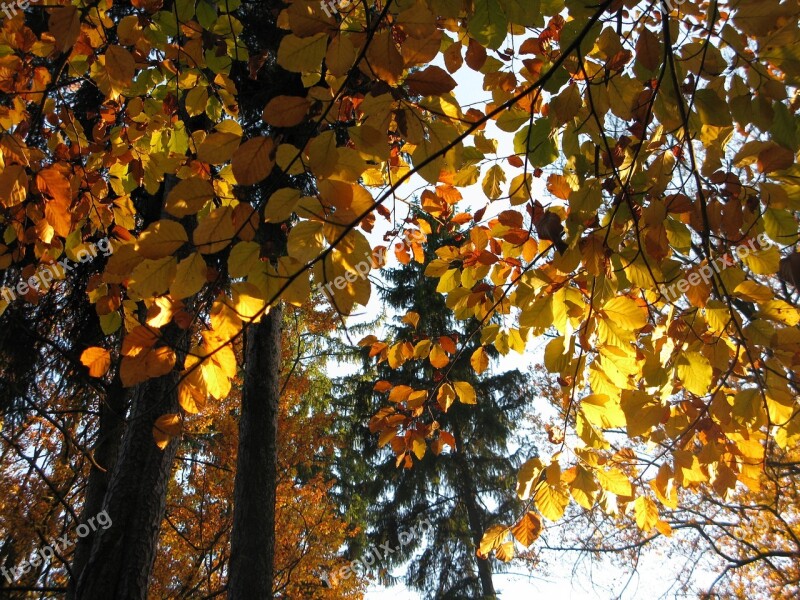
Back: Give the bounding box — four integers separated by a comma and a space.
74, 177, 183, 600
74, 372, 180, 600
453, 433, 496, 599
66, 379, 126, 600
228, 304, 282, 600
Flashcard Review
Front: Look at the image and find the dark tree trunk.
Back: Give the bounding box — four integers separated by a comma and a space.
66, 379, 126, 600
74, 372, 180, 600
228, 304, 282, 600
453, 433, 496, 599
74, 177, 183, 600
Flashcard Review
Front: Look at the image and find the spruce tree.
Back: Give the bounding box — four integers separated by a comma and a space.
332, 209, 533, 599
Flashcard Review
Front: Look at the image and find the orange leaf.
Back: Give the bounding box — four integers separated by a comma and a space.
80, 347, 111, 378
511, 511, 542, 547
153, 413, 182, 450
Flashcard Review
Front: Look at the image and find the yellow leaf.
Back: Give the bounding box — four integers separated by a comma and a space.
194, 206, 236, 254
535, 481, 570, 521
287, 220, 325, 263
413, 339, 432, 359
477, 524, 508, 559
171, 253, 208, 299
565, 465, 599, 509
597, 468, 633, 497
265, 188, 301, 223
602, 296, 648, 330
277, 32, 328, 74
178, 380, 207, 414
153, 413, 181, 450
411, 436, 426, 460
232, 136, 275, 186
129, 257, 177, 299
165, 178, 214, 217
228, 241, 261, 278
105, 45, 136, 95
495, 540, 515, 563
481, 164, 506, 200
402, 311, 420, 328
470, 347, 489, 374
437, 383, 455, 412
454, 381, 476, 404
197, 131, 242, 165
675, 351, 712, 396
389, 385, 414, 403
516, 457, 544, 500
228, 282, 266, 322
80, 347, 111, 378
145, 346, 177, 378
136, 220, 188, 259
429, 344, 449, 368
580, 393, 626, 429
634, 496, 659, 532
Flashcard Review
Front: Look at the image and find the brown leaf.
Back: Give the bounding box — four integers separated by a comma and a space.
262, 96, 311, 128
758, 144, 794, 173
232, 136, 275, 186
406, 66, 457, 96
49, 6, 81, 53
465, 37, 487, 71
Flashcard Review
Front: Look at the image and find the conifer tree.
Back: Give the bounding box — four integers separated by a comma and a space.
332, 210, 532, 599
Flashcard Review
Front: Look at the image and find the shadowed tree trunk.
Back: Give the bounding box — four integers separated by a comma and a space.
228, 304, 283, 600
453, 434, 496, 599
74, 177, 184, 600
74, 371, 181, 600
66, 378, 126, 600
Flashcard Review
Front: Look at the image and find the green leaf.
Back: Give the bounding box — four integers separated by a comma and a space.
513, 118, 558, 167
468, 0, 508, 50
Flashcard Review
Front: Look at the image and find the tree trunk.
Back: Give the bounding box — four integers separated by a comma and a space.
66, 379, 126, 600
228, 304, 282, 600
74, 372, 180, 600
453, 433, 496, 599
74, 177, 182, 600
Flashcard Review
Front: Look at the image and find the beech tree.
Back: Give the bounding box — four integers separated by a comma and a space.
0, 0, 799, 598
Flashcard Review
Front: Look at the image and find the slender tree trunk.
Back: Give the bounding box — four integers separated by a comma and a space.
228, 304, 282, 600
66, 379, 126, 600
453, 434, 496, 599
74, 371, 180, 600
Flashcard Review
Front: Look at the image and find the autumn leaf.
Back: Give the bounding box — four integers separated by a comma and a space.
80, 347, 111, 378
232, 137, 275, 186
